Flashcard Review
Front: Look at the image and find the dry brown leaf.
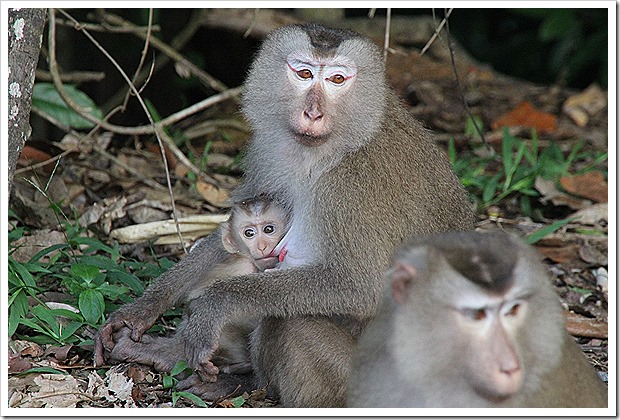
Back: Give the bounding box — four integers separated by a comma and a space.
578, 240, 608, 266
534, 177, 591, 210
569, 203, 608, 225
9, 350, 32, 374
562, 84, 607, 127
11, 373, 85, 408
491, 101, 558, 134
10, 229, 66, 263
195, 180, 230, 207
535, 243, 582, 265
559, 171, 608, 203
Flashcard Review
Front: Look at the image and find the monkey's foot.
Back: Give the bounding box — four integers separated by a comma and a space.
177, 372, 256, 401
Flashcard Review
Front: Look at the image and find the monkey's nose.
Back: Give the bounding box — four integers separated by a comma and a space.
303, 109, 323, 122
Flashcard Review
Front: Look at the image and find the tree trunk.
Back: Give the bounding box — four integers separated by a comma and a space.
7, 8, 47, 201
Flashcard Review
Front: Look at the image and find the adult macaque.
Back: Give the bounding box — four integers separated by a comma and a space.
105, 199, 288, 381
95, 24, 473, 407
347, 231, 608, 408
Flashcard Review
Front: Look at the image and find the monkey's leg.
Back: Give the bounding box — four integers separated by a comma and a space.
177, 371, 257, 401
251, 316, 355, 407
108, 329, 185, 373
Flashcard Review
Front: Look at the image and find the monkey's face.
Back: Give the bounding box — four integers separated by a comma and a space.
284, 52, 357, 146
241, 25, 387, 151
238, 220, 283, 261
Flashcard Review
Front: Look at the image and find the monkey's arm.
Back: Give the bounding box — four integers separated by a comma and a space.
94, 229, 230, 366
182, 262, 380, 378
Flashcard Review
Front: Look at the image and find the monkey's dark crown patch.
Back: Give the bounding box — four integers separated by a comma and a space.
405, 231, 518, 293
437, 233, 517, 293
299, 23, 358, 52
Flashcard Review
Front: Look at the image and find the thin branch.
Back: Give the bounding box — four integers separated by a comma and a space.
100, 11, 229, 93
443, 10, 489, 150
35, 69, 105, 83
383, 8, 391, 63
49, 14, 241, 137
55, 17, 160, 33
243, 9, 261, 38
29, 105, 168, 192
121, 8, 153, 109
101, 9, 207, 112
15, 145, 73, 175
420, 8, 453, 56
52, 8, 187, 252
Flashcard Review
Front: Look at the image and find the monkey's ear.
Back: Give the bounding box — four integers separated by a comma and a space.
221, 222, 237, 253
390, 262, 418, 305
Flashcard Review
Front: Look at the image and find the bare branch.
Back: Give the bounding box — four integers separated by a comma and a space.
121, 8, 154, 109
51, 8, 188, 252
420, 8, 453, 56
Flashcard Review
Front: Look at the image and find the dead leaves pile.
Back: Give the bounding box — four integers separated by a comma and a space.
9, 366, 136, 408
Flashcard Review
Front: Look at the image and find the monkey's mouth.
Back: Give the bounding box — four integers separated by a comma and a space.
254, 256, 279, 271
293, 132, 328, 147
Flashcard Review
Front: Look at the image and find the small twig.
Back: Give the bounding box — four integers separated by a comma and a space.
29, 106, 168, 192
55, 17, 160, 33
420, 8, 453, 56
35, 69, 105, 83
383, 8, 391, 63
443, 10, 489, 150
15, 145, 73, 175
31, 106, 73, 133
93, 146, 167, 191
52, 8, 187, 252
243, 9, 260, 38
101, 9, 207, 112
46, 9, 242, 138
121, 8, 153, 109
100, 11, 229, 93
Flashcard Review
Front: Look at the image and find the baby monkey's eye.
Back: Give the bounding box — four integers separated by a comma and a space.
244, 228, 257, 238
263, 225, 275, 234
461, 308, 487, 321
506, 303, 521, 317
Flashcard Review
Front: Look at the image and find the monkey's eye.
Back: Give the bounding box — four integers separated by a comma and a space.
328, 74, 346, 84
243, 228, 257, 238
296, 69, 313, 79
263, 225, 275, 234
461, 308, 487, 321
505, 303, 521, 317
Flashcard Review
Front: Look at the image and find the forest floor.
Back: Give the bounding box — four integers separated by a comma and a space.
7, 18, 609, 409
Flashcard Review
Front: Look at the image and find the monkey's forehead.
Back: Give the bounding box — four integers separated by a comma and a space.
266, 24, 376, 62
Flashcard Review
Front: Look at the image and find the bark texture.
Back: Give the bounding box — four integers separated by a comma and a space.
8, 8, 47, 201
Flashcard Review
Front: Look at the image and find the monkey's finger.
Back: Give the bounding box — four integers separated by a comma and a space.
93, 324, 115, 366
196, 361, 220, 383
177, 374, 202, 390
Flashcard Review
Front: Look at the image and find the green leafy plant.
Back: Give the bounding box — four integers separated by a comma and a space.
450, 128, 607, 217
8, 221, 171, 346
162, 361, 209, 407
31, 83, 103, 129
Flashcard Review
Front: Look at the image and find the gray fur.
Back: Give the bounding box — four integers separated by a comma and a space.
95, 24, 473, 407
348, 231, 607, 407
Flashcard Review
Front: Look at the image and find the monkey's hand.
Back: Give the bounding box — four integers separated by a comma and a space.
93, 306, 159, 366
182, 297, 225, 382
183, 334, 221, 383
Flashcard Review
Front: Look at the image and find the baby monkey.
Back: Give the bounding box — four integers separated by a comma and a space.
107, 198, 289, 382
